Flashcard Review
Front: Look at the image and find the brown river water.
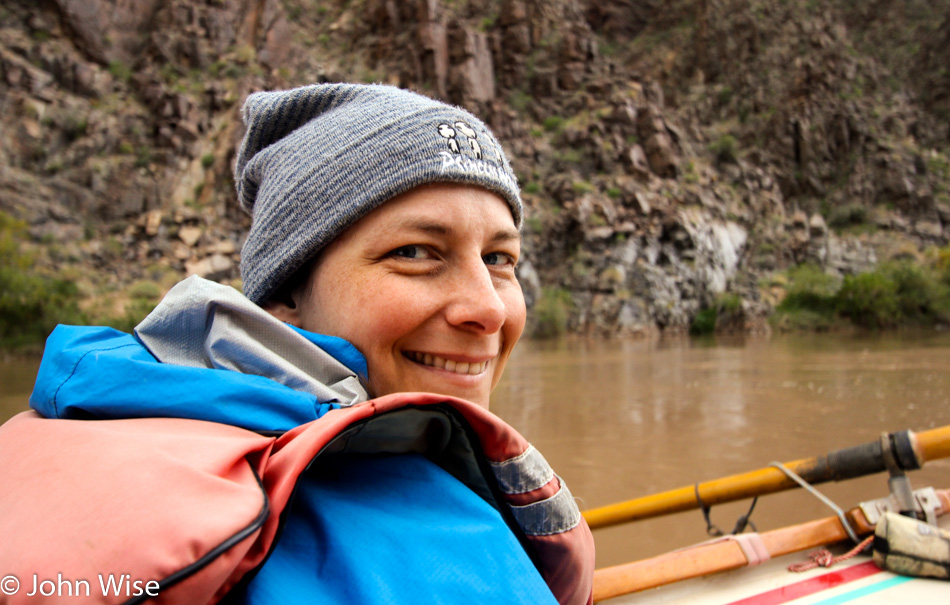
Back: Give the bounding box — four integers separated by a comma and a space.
2, 331, 949, 569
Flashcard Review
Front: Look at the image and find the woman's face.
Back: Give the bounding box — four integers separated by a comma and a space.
266, 183, 526, 408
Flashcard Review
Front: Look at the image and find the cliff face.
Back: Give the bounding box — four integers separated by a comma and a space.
2, 0, 949, 336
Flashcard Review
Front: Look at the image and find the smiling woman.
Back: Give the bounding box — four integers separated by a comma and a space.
264, 183, 526, 406
0, 83, 594, 605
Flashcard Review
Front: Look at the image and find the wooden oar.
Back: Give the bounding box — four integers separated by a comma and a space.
593, 488, 950, 601
584, 425, 950, 530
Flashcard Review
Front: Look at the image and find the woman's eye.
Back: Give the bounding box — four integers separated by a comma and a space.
389, 245, 429, 260
483, 252, 515, 267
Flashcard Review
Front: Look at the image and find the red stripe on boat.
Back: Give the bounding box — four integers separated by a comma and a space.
726, 560, 882, 605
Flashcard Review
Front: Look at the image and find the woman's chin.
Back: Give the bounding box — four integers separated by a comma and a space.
377, 362, 494, 408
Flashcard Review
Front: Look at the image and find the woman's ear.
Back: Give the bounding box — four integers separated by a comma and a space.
261, 298, 303, 327
261, 261, 315, 328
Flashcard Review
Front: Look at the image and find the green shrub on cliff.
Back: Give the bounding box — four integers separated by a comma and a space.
93, 280, 164, 334
835, 262, 950, 328
690, 307, 717, 335
773, 258, 950, 331
826, 203, 868, 231
771, 264, 847, 330
690, 293, 743, 335
836, 271, 901, 328
934, 245, 950, 286
0, 212, 84, 348
886, 261, 950, 323
543, 115, 565, 133
531, 287, 573, 338
709, 134, 739, 165
777, 264, 838, 316
0, 212, 172, 349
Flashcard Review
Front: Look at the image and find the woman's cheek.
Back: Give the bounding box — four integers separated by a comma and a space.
504, 283, 528, 338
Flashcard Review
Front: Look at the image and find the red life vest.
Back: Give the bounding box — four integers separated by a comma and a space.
0, 392, 594, 604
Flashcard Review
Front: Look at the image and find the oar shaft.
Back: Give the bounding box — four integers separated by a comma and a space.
584, 426, 950, 530
592, 513, 857, 601
583, 463, 809, 529
918, 425, 950, 463
592, 488, 950, 601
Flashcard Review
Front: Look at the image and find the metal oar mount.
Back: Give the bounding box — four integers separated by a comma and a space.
591, 488, 950, 601
583, 425, 950, 530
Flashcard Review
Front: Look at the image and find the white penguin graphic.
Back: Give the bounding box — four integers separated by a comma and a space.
437, 123, 461, 154
454, 122, 482, 159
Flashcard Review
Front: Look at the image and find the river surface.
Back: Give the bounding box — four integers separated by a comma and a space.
2, 331, 949, 568
490, 331, 950, 568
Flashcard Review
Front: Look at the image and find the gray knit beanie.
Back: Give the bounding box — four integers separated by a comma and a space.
235, 83, 523, 305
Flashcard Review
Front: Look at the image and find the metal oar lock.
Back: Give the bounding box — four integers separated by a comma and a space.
767, 428, 939, 545
871, 429, 940, 526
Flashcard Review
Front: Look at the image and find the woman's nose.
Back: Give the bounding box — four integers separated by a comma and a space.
444, 261, 507, 334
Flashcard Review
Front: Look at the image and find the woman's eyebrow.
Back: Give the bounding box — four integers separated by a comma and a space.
385, 219, 521, 242
490, 228, 521, 243
397, 219, 451, 236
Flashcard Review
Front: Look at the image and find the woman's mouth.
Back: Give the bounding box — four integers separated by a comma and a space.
405, 351, 490, 375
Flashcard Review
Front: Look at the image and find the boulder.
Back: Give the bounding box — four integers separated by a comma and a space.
448, 27, 495, 103
644, 132, 677, 178
53, 0, 162, 65
185, 253, 234, 282
178, 225, 203, 247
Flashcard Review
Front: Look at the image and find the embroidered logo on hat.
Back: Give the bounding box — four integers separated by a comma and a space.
437, 121, 483, 160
